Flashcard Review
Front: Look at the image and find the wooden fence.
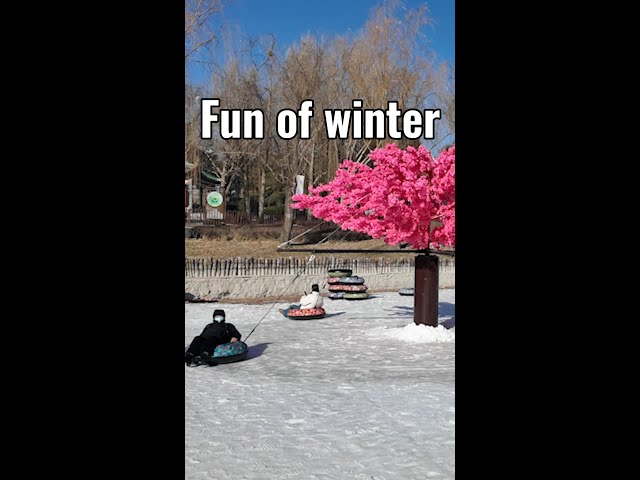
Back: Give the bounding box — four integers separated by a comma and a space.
187, 208, 325, 226
185, 256, 455, 277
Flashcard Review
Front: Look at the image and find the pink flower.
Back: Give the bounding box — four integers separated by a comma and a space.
292, 144, 455, 249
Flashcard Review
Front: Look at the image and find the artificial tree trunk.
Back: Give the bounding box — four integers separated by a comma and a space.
414, 254, 439, 326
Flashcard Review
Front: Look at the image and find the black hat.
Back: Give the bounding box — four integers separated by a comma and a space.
212, 309, 226, 322
311, 284, 320, 292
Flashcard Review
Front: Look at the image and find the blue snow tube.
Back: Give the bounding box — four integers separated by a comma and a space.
398, 288, 415, 296
338, 276, 365, 285
212, 341, 249, 363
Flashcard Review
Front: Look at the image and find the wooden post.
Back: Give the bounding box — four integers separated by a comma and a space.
414, 254, 438, 326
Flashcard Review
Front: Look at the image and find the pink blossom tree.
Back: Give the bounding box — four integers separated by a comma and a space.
291, 144, 455, 250
291, 143, 454, 327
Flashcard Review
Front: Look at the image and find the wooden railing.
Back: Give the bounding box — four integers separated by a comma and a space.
185, 256, 455, 277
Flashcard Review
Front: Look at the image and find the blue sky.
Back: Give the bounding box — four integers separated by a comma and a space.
187, 0, 454, 85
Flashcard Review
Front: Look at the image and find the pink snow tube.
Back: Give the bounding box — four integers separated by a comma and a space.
328, 284, 368, 292
287, 307, 326, 320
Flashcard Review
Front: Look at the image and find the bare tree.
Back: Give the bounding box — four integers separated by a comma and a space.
185, 0, 225, 181
187, 0, 451, 229
267, 36, 336, 241
416, 61, 455, 153
201, 57, 265, 204
245, 35, 280, 220
185, 0, 224, 61
185, 83, 206, 186
339, 1, 437, 161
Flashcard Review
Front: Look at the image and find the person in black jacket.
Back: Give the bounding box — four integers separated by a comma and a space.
185, 309, 242, 366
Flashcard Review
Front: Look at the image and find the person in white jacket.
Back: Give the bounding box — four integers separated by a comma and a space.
299, 284, 324, 309
279, 284, 323, 317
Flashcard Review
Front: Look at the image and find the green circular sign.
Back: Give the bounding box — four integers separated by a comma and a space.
206, 191, 223, 207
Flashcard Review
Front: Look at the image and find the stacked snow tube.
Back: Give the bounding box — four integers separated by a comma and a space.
398, 288, 415, 296
326, 271, 369, 300
211, 341, 249, 363
287, 307, 326, 320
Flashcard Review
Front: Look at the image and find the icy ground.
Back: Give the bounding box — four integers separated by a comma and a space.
185, 289, 455, 480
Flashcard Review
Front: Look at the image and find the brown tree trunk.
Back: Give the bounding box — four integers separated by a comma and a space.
258, 165, 266, 219
243, 171, 251, 215
414, 254, 439, 326
280, 178, 296, 242
306, 147, 314, 220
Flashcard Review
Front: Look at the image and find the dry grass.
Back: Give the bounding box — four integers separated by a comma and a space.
185, 238, 419, 260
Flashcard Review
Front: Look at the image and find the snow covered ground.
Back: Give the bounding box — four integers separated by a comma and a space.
185, 289, 455, 480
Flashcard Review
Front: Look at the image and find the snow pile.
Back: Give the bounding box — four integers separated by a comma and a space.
371, 322, 455, 343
